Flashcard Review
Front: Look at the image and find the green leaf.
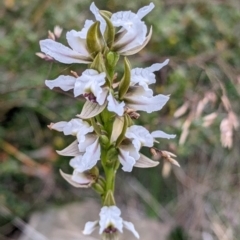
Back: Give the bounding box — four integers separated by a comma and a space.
86, 21, 104, 57
115, 114, 129, 147
77, 100, 107, 119
100, 10, 115, 48
118, 57, 131, 100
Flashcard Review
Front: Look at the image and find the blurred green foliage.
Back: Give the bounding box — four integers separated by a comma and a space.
0, 0, 240, 239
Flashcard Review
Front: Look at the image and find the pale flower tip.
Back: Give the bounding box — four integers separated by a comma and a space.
36, 52, 54, 61
47, 123, 55, 130
170, 158, 180, 167
35, 52, 45, 58
83, 221, 99, 235
48, 30, 55, 40
54, 25, 63, 38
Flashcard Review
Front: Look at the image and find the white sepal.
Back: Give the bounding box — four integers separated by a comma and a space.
45, 75, 76, 91
107, 92, 125, 116
130, 59, 169, 92
39, 39, 91, 64
59, 169, 93, 188
125, 125, 154, 151
134, 153, 159, 168
83, 221, 99, 235
118, 143, 140, 172
124, 86, 169, 113
151, 130, 176, 139
123, 221, 140, 239
56, 140, 79, 156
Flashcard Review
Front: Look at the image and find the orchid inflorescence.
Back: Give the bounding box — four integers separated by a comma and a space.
38, 2, 178, 239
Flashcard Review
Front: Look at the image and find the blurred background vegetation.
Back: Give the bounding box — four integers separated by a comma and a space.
0, 0, 240, 239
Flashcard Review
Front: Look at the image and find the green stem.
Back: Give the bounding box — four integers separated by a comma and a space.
101, 148, 117, 206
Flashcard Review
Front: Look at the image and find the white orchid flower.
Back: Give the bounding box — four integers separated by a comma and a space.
114, 125, 175, 172
74, 69, 108, 105
116, 125, 175, 172
39, 26, 92, 64
90, 2, 154, 55
126, 125, 176, 150
83, 205, 139, 239
125, 125, 154, 151
45, 69, 108, 105
131, 59, 169, 93
106, 85, 169, 116
69, 137, 101, 172
111, 3, 154, 55
106, 60, 170, 116
49, 119, 101, 172
49, 118, 93, 143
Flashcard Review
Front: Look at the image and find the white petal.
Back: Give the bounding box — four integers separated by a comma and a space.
126, 125, 154, 150
90, 2, 106, 35
59, 169, 92, 188
66, 30, 90, 56
134, 153, 159, 168
45, 75, 76, 91
121, 26, 152, 55
50, 121, 68, 132
69, 155, 83, 169
118, 148, 136, 172
78, 133, 97, 152
83, 221, 99, 235
123, 221, 140, 239
107, 93, 125, 116
71, 169, 92, 184
113, 20, 147, 53
56, 140, 79, 156
125, 86, 169, 113
136, 2, 155, 19
131, 59, 169, 89
40, 39, 91, 64
151, 130, 176, 139
146, 59, 169, 72
79, 138, 101, 172
99, 206, 123, 234
62, 118, 93, 137
119, 143, 140, 160
78, 19, 95, 39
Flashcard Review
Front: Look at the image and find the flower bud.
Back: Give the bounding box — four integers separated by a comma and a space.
106, 52, 119, 69
92, 182, 105, 195
118, 57, 131, 100
100, 135, 110, 149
